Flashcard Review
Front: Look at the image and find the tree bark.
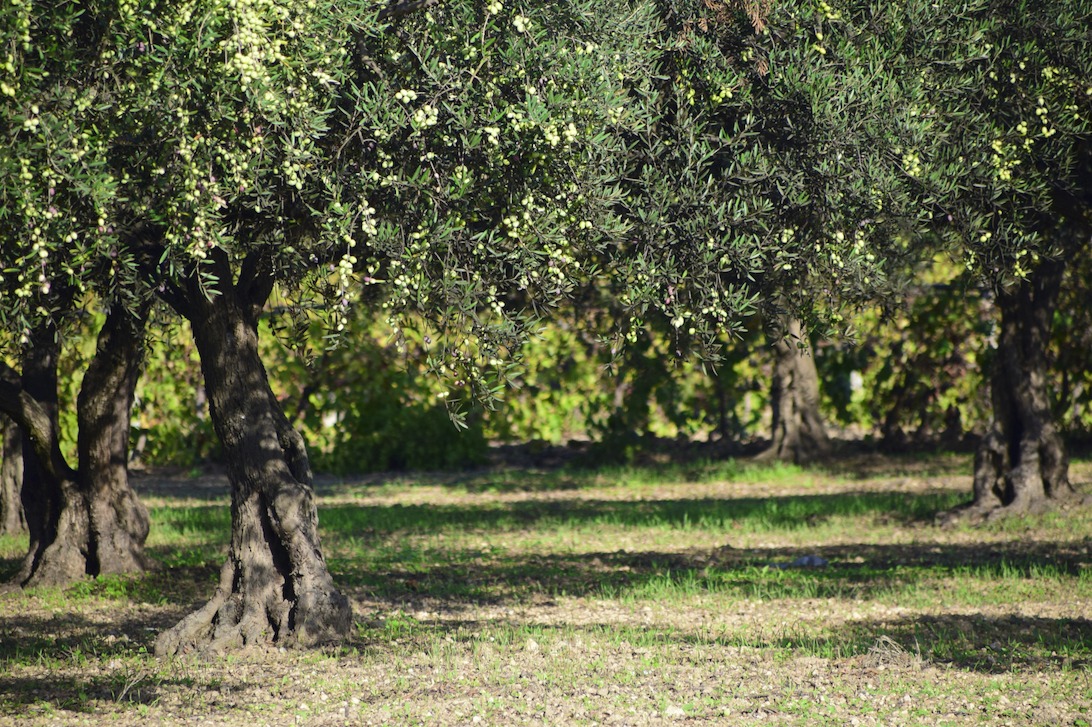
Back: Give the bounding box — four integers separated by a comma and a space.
1, 415, 26, 535
155, 259, 351, 656
756, 317, 831, 463
942, 255, 1079, 523
0, 309, 151, 586
8, 321, 87, 586
77, 306, 153, 575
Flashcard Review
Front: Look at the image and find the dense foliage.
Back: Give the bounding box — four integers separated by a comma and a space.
914, 0, 1092, 280
2, 0, 1088, 468
0, 0, 1088, 622
0, 0, 1089, 657
601, 0, 936, 358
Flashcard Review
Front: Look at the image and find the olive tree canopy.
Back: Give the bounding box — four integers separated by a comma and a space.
4, 0, 664, 653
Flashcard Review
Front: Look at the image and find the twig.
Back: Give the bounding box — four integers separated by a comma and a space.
378, 0, 441, 21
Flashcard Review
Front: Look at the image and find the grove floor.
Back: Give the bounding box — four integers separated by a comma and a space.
0, 453, 1090, 725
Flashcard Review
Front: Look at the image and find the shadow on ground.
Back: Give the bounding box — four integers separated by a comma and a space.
0, 609, 244, 715
0, 488, 974, 592
132, 448, 979, 500
0, 671, 198, 713
0, 609, 185, 663
7, 536, 1084, 614
1, 476, 1089, 720
147, 490, 970, 543
324, 537, 1091, 604
341, 611, 1092, 675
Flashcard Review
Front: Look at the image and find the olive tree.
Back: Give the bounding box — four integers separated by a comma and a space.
604, 0, 935, 462
0, 1, 153, 585
49, 0, 660, 654
610, 0, 1091, 490
913, 0, 1092, 520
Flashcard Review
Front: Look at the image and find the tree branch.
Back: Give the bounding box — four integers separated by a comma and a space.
238, 251, 276, 312
155, 280, 192, 319
128, 223, 193, 318
0, 362, 75, 483
378, 0, 440, 21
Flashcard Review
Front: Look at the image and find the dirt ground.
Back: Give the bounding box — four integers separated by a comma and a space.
1, 454, 1090, 725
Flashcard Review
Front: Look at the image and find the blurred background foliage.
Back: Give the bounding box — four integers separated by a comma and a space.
7, 0, 1087, 480
36, 244, 1081, 476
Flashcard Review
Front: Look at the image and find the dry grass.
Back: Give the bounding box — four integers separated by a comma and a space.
1, 453, 1090, 725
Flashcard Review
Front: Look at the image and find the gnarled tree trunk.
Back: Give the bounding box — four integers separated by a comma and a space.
756, 317, 830, 463
77, 306, 153, 575
0, 415, 25, 535
0, 308, 152, 587
9, 322, 87, 586
155, 257, 351, 656
942, 255, 1078, 523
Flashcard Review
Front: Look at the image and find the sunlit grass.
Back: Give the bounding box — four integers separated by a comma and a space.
314, 490, 967, 538
350, 457, 843, 496
2, 454, 1091, 725
0, 533, 26, 560
110, 463, 1088, 617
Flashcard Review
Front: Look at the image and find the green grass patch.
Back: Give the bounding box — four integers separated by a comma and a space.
315, 490, 967, 537
2, 454, 1091, 725
391, 457, 841, 495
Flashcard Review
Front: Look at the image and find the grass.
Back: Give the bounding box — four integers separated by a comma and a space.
315, 489, 966, 534
0, 453, 1090, 725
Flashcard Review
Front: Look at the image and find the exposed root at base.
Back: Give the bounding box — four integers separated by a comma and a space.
154, 562, 352, 658
936, 491, 1090, 528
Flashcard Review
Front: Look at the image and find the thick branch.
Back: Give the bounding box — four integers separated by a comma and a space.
237, 251, 276, 314
130, 225, 193, 318
155, 280, 192, 319
0, 363, 76, 484
378, 0, 440, 20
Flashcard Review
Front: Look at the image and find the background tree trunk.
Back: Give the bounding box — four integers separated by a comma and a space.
77, 306, 153, 575
9, 322, 88, 586
756, 317, 831, 463
155, 275, 351, 656
0, 309, 151, 586
943, 255, 1078, 523
1, 415, 26, 535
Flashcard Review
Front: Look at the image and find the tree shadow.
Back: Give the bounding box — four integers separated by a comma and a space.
13, 487, 1072, 610
313, 489, 966, 536
7, 536, 1082, 616
839, 613, 1092, 673
0, 611, 251, 716
816, 451, 972, 480
339, 611, 1091, 675
6, 485, 1084, 610
0, 541, 1086, 708
0, 672, 177, 714
325, 537, 1090, 608
0, 610, 180, 664
0, 556, 20, 584
2, 477, 1087, 700
131, 448, 980, 500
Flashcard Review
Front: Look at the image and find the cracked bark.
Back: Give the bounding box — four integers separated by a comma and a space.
78, 306, 154, 576
756, 317, 831, 464
0, 415, 26, 535
155, 256, 351, 655
0, 309, 151, 587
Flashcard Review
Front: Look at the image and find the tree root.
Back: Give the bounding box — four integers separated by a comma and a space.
936, 489, 1090, 528
155, 552, 351, 657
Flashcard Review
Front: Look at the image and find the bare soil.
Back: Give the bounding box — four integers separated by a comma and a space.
1, 454, 1090, 725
